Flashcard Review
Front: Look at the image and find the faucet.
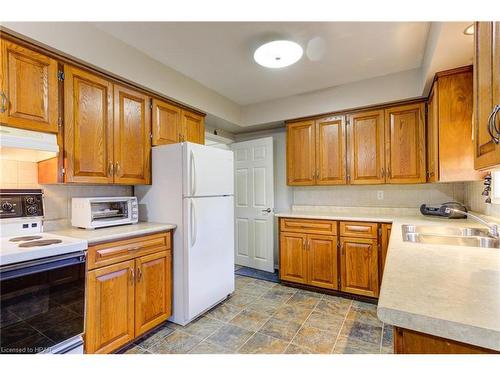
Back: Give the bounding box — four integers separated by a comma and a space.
444, 208, 499, 239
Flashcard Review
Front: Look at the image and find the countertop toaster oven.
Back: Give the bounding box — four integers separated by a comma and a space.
71, 197, 138, 229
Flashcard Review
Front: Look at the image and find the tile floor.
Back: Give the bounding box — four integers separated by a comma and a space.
121, 274, 393, 354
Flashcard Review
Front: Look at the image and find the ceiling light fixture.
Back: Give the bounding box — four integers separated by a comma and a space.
253, 40, 303, 68
464, 24, 474, 35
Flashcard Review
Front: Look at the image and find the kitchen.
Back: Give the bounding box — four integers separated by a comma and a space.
1, 2, 500, 372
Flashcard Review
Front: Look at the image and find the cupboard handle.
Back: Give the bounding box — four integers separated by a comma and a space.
488, 105, 500, 144
0, 91, 7, 113
108, 161, 114, 176
137, 267, 142, 282
130, 267, 135, 284
115, 162, 121, 176
381, 168, 385, 177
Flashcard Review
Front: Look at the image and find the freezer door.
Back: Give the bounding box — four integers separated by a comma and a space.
183, 142, 234, 197
184, 196, 235, 320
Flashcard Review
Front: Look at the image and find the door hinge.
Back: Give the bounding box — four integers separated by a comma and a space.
150, 133, 153, 139
58, 117, 63, 127
378, 226, 382, 237
61, 167, 65, 176
57, 71, 65, 81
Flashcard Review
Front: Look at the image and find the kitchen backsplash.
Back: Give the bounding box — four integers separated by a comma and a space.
293, 183, 465, 208
0, 159, 133, 228
463, 180, 500, 218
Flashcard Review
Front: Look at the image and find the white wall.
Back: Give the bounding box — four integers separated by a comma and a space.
240, 68, 422, 126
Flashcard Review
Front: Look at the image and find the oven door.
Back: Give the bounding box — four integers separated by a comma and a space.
0, 252, 86, 354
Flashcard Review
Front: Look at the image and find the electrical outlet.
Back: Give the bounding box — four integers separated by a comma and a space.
377, 191, 384, 200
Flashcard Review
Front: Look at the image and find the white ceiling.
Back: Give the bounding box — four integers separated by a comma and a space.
94, 22, 430, 105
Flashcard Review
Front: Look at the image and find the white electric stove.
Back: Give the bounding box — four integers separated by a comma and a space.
0, 189, 87, 354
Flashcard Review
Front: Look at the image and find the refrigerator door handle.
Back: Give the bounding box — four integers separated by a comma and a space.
190, 198, 197, 247
190, 150, 196, 196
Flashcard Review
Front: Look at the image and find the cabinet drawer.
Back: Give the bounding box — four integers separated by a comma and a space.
88, 232, 171, 270
280, 218, 336, 235
340, 222, 378, 239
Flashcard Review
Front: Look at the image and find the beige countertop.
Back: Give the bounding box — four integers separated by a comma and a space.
47, 222, 176, 245
276, 205, 500, 351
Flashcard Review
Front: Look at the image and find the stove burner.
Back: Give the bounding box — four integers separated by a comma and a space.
18, 239, 63, 247
9, 235, 43, 242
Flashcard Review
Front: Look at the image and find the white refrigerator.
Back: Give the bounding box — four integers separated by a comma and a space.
135, 142, 235, 325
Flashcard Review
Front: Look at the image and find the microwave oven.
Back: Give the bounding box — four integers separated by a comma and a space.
71, 197, 138, 229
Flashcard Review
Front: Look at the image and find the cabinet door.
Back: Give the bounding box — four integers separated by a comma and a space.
113, 84, 151, 184
347, 110, 385, 184
340, 237, 379, 297
474, 22, 500, 169
86, 260, 135, 354
316, 116, 346, 185
0, 39, 58, 132
182, 109, 205, 144
135, 251, 172, 336
279, 232, 307, 284
64, 66, 114, 183
307, 234, 338, 290
152, 98, 181, 145
385, 103, 426, 184
286, 120, 316, 185
426, 86, 439, 182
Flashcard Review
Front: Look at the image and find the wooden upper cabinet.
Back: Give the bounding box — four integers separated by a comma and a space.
340, 237, 379, 298
113, 84, 151, 185
307, 234, 338, 290
287, 120, 316, 185
427, 85, 439, 182
474, 22, 500, 170
384, 103, 426, 184
279, 232, 308, 284
152, 98, 181, 145
429, 67, 483, 182
64, 66, 114, 183
0, 39, 59, 133
86, 259, 135, 354
347, 110, 385, 184
316, 116, 346, 185
182, 109, 205, 144
135, 251, 172, 336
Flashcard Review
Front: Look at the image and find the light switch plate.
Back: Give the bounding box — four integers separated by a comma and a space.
377, 191, 384, 200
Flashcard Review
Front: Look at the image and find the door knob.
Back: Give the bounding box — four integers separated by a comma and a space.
261, 208, 272, 213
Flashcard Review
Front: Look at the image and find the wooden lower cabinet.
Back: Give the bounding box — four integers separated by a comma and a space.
307, 234, 338, 290
394, 327, 497, 354
340, 237, 379, 298
279, 231, 338, 289
86, 260, 135, 354
135, 251, 172, 336
85, 232, 172, 354
279, 232, 308, 284
279, 218, 385, 296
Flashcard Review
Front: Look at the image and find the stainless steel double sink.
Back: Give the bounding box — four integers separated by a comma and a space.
402, 225, 500, 249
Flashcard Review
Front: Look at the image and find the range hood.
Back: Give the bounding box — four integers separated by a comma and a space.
0, 125, 59, 162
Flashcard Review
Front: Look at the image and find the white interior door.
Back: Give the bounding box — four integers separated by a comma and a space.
231, 137, 274, 272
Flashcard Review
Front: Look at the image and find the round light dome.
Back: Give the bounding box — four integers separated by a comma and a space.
253, 40, 303, 68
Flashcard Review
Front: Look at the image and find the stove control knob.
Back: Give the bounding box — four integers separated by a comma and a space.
26, 196, 36, 205
2, 201, 13, 211
27, 206, 38, 215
